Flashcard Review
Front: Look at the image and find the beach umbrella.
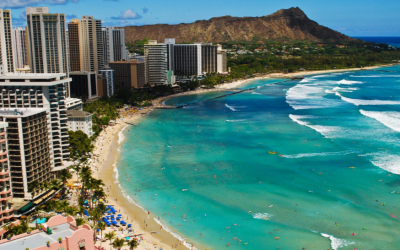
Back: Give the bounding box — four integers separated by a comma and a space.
128, 224, 132, 227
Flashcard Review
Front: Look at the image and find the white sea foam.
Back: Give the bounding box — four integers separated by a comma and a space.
226, 119, 246, 122
370, 154, 400, 175
339, 95, 400, 106
321, 233, 354, 250
325, 90, 335, 94
360, 110, 400, 132
312, 75, 330, 78
332, 87, 359, 92
338, 79, 363, 85
350, 74, 399, 78
253, 213, 273, 219
286, 84, 325, 110
283, 150, 358, 158
289, 114, 341, 137
225, 104, 246, 111
300, 78, 313, 83
118, 125, 128, 145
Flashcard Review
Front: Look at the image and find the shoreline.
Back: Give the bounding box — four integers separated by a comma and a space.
90, 63, 397, 250
153, 63, 397, 106
92, 109, 194, 250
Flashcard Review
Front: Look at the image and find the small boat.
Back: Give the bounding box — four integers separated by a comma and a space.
349, 167, 355, 169
182, 189, 188, 192
268, 151, 279, 154
390, 214, 396, 218
268, 205, 273, 208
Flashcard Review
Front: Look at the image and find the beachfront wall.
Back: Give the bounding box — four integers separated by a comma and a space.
44, 215, 75, 228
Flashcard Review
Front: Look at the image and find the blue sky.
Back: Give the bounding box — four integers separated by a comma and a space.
2, 0, 399, 36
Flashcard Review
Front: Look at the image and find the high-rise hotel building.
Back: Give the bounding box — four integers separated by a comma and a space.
68, 16, 104, 72
26, 7, 68, 74
0, 72, 81, 194
12, 27, 28, 69
0, 9, 15, 74
0, 122, 13, 224
144, 40, 174, 86
102, 27, 127, 64
0, 109, 52, 199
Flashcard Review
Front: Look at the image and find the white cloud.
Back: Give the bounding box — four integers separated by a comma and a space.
120, 9, 141, 19
111, 9, 142, 20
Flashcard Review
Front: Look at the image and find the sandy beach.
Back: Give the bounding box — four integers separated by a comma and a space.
88, 63, 397, 250
90, 109, 193, 250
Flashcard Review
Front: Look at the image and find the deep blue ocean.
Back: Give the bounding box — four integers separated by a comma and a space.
117, 65, 400, 250
353, 37, 400, 47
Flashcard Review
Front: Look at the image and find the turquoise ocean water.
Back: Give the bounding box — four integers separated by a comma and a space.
117, 66, 400, 250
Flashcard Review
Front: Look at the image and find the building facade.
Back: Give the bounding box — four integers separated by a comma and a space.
109, 60, 145, 90
26, 7, 68, 74
12, 27, 28, 69
200, 43, 217, 73
0, 9, 15, 74
217, 44, 227, 73
98, 66, 114, 97
144, 40, 171, 86
0, 122, 13, 225
0, 72, 75, 170
0, 109, 52, 199
69, 71, 97, 100
102, 27, 127, 64
67, 19, 81, 72
66, 110, 93, 137
174, 44, 202, 77
69, 16, 104, 73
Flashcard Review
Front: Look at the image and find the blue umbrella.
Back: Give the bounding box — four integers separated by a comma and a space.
128, 224, 132, 227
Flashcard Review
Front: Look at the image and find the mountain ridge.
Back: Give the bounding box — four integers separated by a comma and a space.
123, 7, 354, 43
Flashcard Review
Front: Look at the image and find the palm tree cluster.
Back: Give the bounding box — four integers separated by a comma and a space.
27, 179, 62, 198
105, 231, 139, 250
3, 217, 32, 238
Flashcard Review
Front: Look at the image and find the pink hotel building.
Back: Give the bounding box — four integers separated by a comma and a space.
0, 215, 94, 250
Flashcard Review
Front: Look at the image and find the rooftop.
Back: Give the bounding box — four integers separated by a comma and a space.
0, 108, 49, 118
0, 72, 67, 79
0, 223, 74, 250
66, 110, 93, 118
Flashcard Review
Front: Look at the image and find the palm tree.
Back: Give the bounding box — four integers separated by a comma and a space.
104, 231, 116, 250
112, 238, 125, 250
59, 169, 72, 187
97, 221, 106, 245
75, 218, 86, 227
90, 209, 102, 240
127, 239, 139, 250
79, 166, 92, 197
28, 180, 39, 198
96, 202, 107, 214
50, 179, 61, 190
65, 206, 77, 216
58, 200, 69, 214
